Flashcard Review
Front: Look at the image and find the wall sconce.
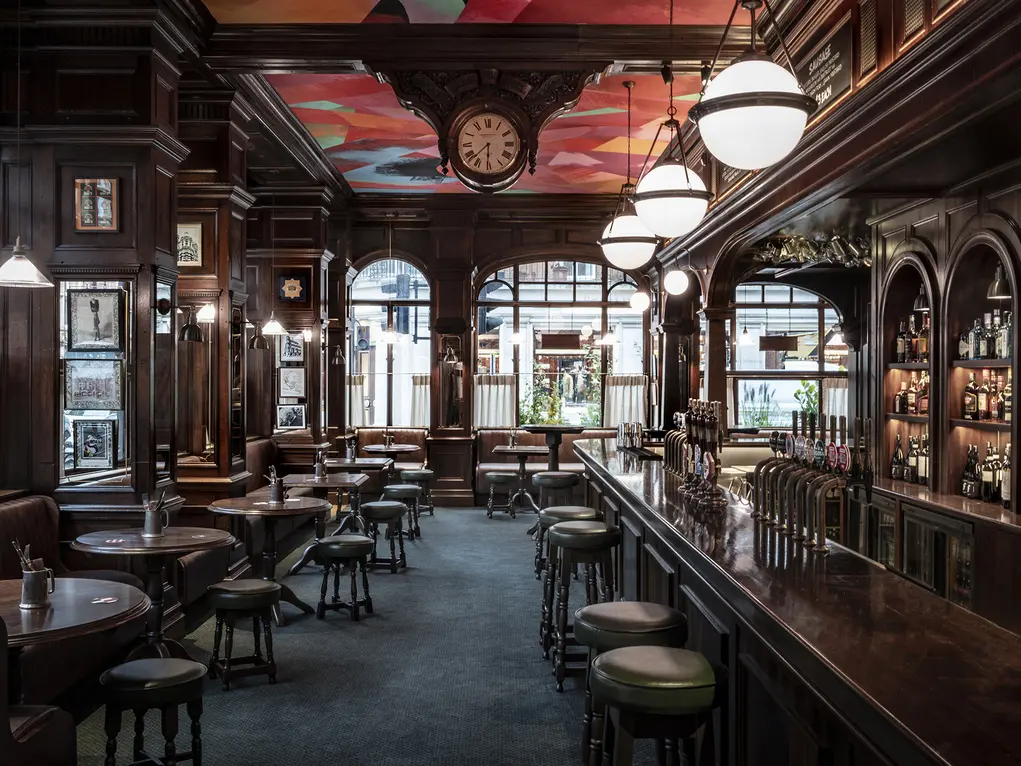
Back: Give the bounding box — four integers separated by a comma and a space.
179, 308, 203, 343
302, 328, 313, 342
196, 303, 216, 323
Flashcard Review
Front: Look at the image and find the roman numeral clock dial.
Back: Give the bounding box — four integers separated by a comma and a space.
454, 111, 522, 185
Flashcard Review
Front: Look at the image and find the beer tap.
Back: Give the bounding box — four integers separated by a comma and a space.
806, 416, 849, 553
760, 411, 799, 525
803, 415, 841, 546
750, 427, 783, 519
770, 411, 814, 529
786, 412, 828, 538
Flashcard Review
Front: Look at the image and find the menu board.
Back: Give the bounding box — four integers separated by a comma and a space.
716, 161, 748, 198
796, 20, 853, 114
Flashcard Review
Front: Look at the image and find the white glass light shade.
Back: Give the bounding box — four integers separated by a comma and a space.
629, 291, 651, 311
510, 331, 522, 345
302, 328, 313, 342
633, 163, 709, 239
580, 325, 594, 338
738, 326, 754, 346
663, 269, 690, 295
196, 303, 216, 323
599, 215, 658, 270
693, 58, 815, 171
597, 331, 618, 345
262, 313, 286, 336
0, 238, 52, 288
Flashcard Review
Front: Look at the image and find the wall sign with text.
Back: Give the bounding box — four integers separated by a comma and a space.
797, 21, 853, 114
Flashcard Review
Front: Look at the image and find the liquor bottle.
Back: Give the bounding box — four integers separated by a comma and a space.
905, 436, 919, 484
906, 373, 919, 415
959, 332, 970, 361
963, 372, 979, 420
917, 313, 930, 364
1004, 311, 1013, 359
1005, 370, 1013, 423
891, 433, 905, 480
981, 441, 998, 503
895, 321, 907, 364
907, 315, 919, 363
989, 311, 1001, 360
1002, 443, 1012, 511
994, 310, 1005, 359
918, 433, 930, 486
918, 371, 930, 416
971, 318, 985, 360
961, 444, 979, 498
894, 381, 908, 415
990, 376, 1001, 421
977, 370, 991, 420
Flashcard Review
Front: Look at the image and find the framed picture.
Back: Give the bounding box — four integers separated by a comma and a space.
177, 223, 203, 267
74, 178, 118, 232
279, 334, 305, 363
279, 367, 306, 398
67, 289, 125, 352
65, 359, 123, 410
73, 420, 116, 469
276, 404, 306, 430
277, 272, 310, 304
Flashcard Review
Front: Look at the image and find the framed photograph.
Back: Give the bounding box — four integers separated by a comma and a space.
65, 359, 123, 410
74, 178, 118, 232
277, 271, 310, 304
279, 367, 306, 399
73, 420, 116, 469
276, 404, 306, 430
67, 289, 125, 352
177, 223, 203, 267
279, 334, 305, 364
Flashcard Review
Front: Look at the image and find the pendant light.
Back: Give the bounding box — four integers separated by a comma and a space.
598, 81, 658, 270
987, 264, 1011, 300
688, 0, 817, 171
0, 0, 53, 289
630, 290, 651, 312
830, 325, 844, 346
261, 194, 286, 336
631, 0, 711, 239
179, 307, 203, 342
249, 326, 270, 350
912, 285, 930, 313
262, 311, 286, 336
663, 269, 690, 296
739, 325, 753, 346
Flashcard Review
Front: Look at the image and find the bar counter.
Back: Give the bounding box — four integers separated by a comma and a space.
574, 439, 1021, 766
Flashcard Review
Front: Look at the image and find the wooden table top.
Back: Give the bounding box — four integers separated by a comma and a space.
283, 472, 369, 489
521, 425, 586, 434
72, 527, 234, 557
493, 445, 550, 456
1, 577, 149, 648
327, 457, 393, 470
208, 496, 330, 517
363, 444, 420, 454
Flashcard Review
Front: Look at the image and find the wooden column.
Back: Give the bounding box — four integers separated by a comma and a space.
701, 307, 734, 424
658, 291, 698, 428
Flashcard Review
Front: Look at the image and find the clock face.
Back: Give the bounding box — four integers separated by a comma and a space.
456, 112, 521, 176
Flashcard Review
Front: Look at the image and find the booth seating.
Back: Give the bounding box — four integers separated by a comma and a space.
474, 428, 615, 500
0, 617, 77, 765
0, 496, 145, 706
354, 428, 429, 492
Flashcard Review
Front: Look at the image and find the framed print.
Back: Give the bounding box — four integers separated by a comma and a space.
73, 420, 116, 469
279, 367, 306, 399
277, 271, 310, 304
67, 289, 125, 352
177, 223, 203, 267
74, 178, 118, 232
65, 359, 123, 410
279, 334, 305, 364
276, 404, 306, 430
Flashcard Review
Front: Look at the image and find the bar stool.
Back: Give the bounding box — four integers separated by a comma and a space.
590, 645, 724, 766
400, 468, 435, 515
207, 579, 280, 691
360, 500, 409, 573
382, 483, 423, 538
484, 471, 518, 518
574, 602, 688, 766
547, 520, 620, 691
316, 534, 375, 621
535, 505, 598, 579
532, 470, 580, 508
100, 658, 206, 765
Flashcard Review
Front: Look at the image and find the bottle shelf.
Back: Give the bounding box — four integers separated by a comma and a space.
886, 362, 929, 370
951, 360, 1013, 369
887, 412, 929, 423
949, 418, 1012, 432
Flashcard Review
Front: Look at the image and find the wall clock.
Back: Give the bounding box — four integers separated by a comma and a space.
446, 105, 527, 193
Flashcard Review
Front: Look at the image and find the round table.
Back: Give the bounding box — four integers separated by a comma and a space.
521, 425, 585, 471
208, 496, 330, 626
72, 527, 234, 661
493, 444, 549, 513
362, 444, 421, 483
1, 577, 149, 703
281, 472, 370, 576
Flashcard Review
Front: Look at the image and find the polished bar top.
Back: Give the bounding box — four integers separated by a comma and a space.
873, 477, 1021, 532
575, 439, 1021, 766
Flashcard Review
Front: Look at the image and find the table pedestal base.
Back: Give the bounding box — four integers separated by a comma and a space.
127, 637, 195, 662
272, 582, 316, 627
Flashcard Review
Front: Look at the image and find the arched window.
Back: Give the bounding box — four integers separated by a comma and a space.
474, 260, 646, 427
727, 282, 847, 429
348, 258, 431, 428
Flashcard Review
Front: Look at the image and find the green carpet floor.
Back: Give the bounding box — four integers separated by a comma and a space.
76, 508, 658, 765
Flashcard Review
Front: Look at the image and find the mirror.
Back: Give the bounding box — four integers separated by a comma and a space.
439, 335, 464, 428
177, 296, 216, 463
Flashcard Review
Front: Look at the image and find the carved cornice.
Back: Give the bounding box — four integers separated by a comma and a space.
178, 182, 256, 211
346, 192, 618, 223
1, 126, 191, 165
178, 87, 256, 128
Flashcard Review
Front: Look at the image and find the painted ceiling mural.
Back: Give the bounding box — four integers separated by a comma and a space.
266, 73, 703, 194
205, 0, 743, 25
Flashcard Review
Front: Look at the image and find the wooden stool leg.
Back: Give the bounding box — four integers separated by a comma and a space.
397, 520, 407, 568
601, 551, 615, 602
487, 485, 495, 518
413, 498, 421, 537
601, 707, 616, 766
554, 548, 571, 692
253, 615, 262, 660
262, 608, 277, 684
209, 614, 224, 678
222, 616, 235, 691
161, 704, 179, 765
541, 541, 558, 659
349, 558, 360, 621
133, 708, 146, 760
332, 562, 342, 603
103, 705, 121, 766
662, 738, 681, 766
317, 564, 331, 619
370, 522, 380, 562
534, 526, 546, 579
586, 562, 598, 605
388, 523, 399, 573
187, 698, 203, 766
361, 558, 373, 613
612, 715, 634, 766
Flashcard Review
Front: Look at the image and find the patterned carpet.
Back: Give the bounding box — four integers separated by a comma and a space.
76, 508, 657, 765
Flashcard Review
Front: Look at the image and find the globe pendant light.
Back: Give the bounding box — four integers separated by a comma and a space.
688, 0, 818, 171
598, 81, 659, 270
630, 290, 651, 312
663, 269, 690, 295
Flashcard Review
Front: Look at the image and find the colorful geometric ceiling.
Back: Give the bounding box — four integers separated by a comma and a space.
205, 0, 742, 25
266, 73, 703, 194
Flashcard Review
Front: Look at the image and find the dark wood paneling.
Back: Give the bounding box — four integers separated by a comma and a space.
619, 514, 642, 601
428, 436, 474, 506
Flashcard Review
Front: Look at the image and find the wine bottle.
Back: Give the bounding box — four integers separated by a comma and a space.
907, 315, 919, 364
894, 381, 908, 414
1005, 370, 1013, 423
917, 314, 930, 364
981, 441, 997, 503
895, 321, 907, 364
891, 433, 905, 481
977, 370, 991, 420
962, 444, 979, 499
906, 373, 918, 415
959, 332, 970, 361
918, 433, 930, 486
905, 436, 919, 484
1002, 443, 1012, 511
918, 372, 930, 416
971, 318, 984, 360
963, 372, 979, 420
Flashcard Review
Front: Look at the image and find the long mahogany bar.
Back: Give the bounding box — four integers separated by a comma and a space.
871, 478, 1021, 533
575, 439, 1021, 766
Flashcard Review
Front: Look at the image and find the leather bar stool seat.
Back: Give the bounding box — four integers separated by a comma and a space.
535, 506, 599, 578
316, 534, 375, 621
548, 520, 621, 551
484, 472, 518, 519
383, 484, 423, 539
590, 646, 724, 766
207, 580, 280, 691
100, 658, 206, 764
575, 602, 688, 765
400, 469, 434, 482
360, 500, 409, 573
401, 468, 436, 517
532, 471, 580, 514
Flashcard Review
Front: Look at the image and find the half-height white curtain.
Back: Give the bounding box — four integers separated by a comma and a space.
823, 378, 848, 419
475, 374, 515, 427
411, 373, 430, 427
603, 374, 647, 426
347, 374, 368, 427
